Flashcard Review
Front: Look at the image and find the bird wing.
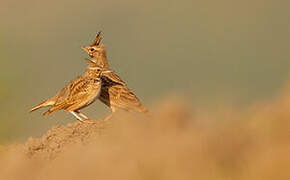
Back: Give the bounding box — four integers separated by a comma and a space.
102, 71, 126, 86
53, 76, 84, 106
67, 77, 102, 111
67, 79, 92, 103
52, 77, 100, 111
110, 85, 144, 111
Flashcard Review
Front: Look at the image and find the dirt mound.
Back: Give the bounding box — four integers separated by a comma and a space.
24, 121, 109, 159
0, 96, 290, 179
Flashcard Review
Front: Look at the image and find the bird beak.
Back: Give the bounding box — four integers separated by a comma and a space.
81, 46, 87, 52
102, 70, 112, 74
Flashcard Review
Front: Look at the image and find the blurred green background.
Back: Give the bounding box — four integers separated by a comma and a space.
0, 0, 290, 143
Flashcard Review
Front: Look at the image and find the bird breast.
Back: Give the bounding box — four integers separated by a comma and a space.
84, 78, 102, 106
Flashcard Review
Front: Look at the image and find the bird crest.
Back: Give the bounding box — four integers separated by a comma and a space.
90, 31, 102, 46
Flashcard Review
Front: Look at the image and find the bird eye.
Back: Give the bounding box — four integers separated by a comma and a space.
90, 48, 94, 52
96, 69, 101, 72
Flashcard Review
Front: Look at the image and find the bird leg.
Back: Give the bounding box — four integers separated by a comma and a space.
75, 110, 89, 120
70, 111, 85, 123
75, 111, 96, 124
103, 107, 116, 121
103, 113, 113, 121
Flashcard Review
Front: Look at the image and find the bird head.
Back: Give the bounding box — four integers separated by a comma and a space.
86, 58, 111, 76
81, 31, 106, 58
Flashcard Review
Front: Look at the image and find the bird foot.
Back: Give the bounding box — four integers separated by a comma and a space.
76, 118, 96, 124
83, 118, 97, 124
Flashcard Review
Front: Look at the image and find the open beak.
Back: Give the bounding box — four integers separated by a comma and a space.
102, 70, 112, 74
81, 46, 88, 52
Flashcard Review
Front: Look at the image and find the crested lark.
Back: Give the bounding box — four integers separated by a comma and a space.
81, 32, 149, 121
30, 59, 110, 122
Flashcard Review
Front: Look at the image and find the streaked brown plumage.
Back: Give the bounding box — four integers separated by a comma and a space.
82, 32, 149, 120
30, 59, 110, 122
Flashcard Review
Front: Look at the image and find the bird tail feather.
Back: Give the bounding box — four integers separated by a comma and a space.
29, 100, 54, 112
138, 105, 151, 118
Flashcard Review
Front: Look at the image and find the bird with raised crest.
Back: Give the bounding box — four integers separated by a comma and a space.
30, 59, 111, 122
81, 31, 149, 121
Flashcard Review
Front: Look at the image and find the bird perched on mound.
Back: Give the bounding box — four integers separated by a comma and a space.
81, 31, 149, 121
30, 59, 111, 122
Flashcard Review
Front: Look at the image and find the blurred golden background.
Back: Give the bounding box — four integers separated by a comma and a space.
1, 0, 290, 145
1, 0, 290, 179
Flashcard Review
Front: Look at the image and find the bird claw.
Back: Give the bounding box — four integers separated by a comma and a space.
76, 118, 95, 124
83, 118, 96, 124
